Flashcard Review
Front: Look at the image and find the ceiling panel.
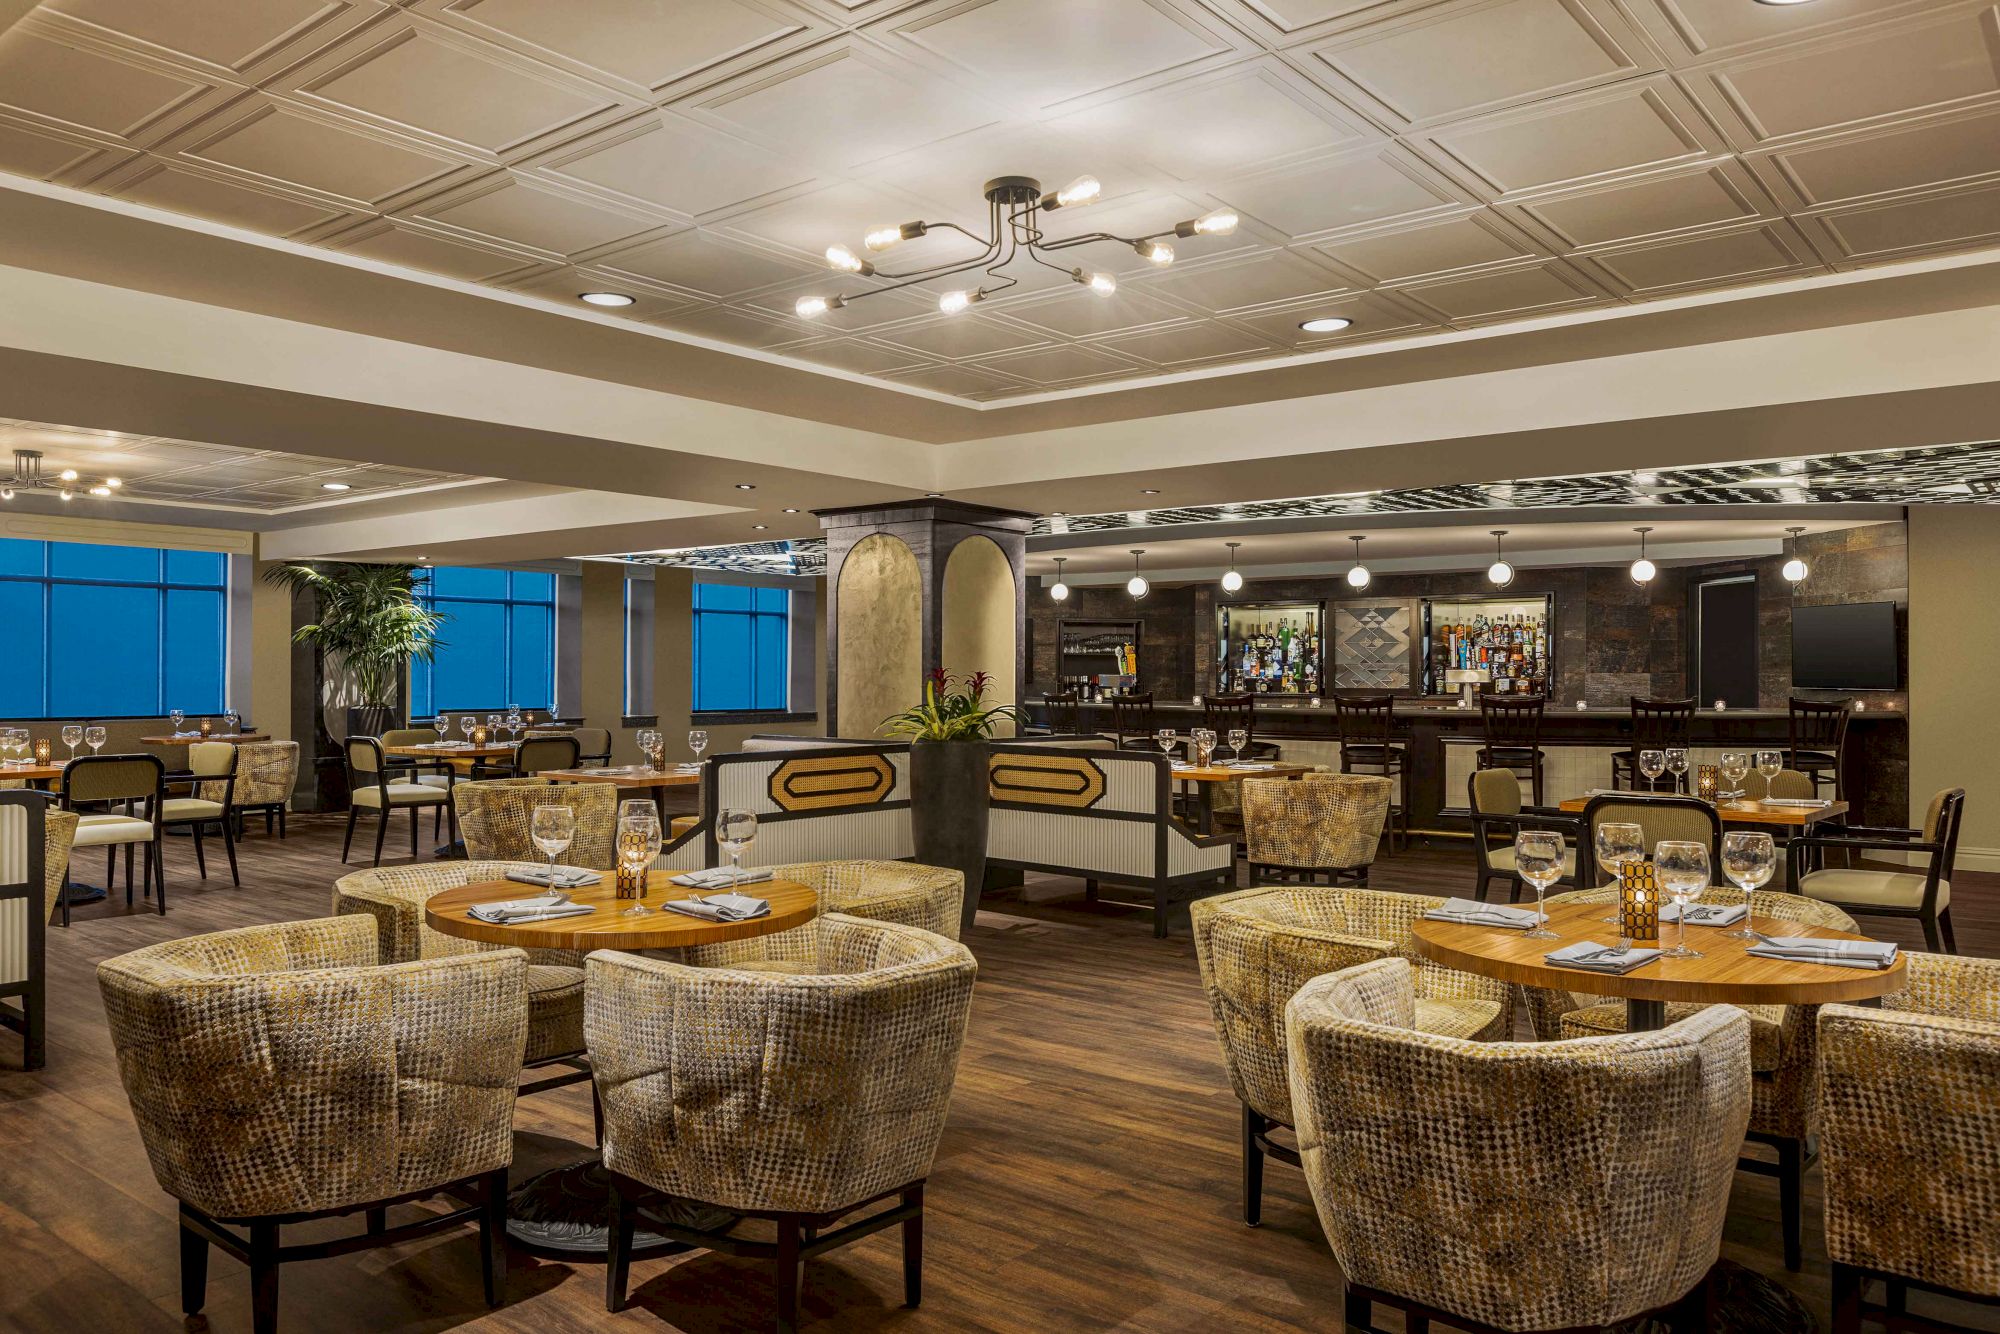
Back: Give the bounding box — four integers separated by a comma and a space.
1749, 106, 2000, 208
330, 221, 540, 281
0, 27, 203, 136
1138, 248, 1353, 312
594, 228, 816, 297
0, 120, 99, 178
112, 162, 347, 236
1577, 221, 1817, 295
1089, 320, 1278, 365
1802, 180, 2000, 263
1511, 160, 1774, 249
1314, 212, 1541, 283
434, 0, 810, 91
538, 115, 814, 218
181, 103, 464, 203
1422, 77, 1724, 198
39, 0, 360, 72
413, 176, 659, 254
1395, 259, 1610, 322
1222, 289, 1438, 343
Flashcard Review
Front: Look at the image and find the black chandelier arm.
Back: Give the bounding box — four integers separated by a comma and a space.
1032, 230, 1141, 253
1022, 244, 1080, 279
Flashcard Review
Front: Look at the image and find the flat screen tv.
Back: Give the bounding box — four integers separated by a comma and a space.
1791, 601, 1898, 690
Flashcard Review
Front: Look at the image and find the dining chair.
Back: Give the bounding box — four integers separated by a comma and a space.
1204, 693, 1273, 758
382, 726, 457, 837
1788, 697, 1851, 800
1040, 691, 1081, 735
1610, 696, 1695, 792
204, 740, 296, 838
1108, 691, 1158, 751
0, 793, 76, 1068
1240, 773, 1389, 888
452, 777, 616, 867
160, 741, 239, 887
570, 726, 613, 767
61, 754, 167, 916
1466, 768, 1578, 903
1333, 694, 1406, 850
341, 737, 455, 866
1579, 791, 1722, 878
1475, 694, 1548, 805
473, 734, 579, 781
1789, 787, 1964, 953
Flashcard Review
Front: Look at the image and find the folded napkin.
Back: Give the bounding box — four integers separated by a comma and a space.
1222, 761, 1274, 770
467, 891, 596, 925
1422, 897, 1547, 928
663, 892, 772, 923
669, 866, 775, 890
1747, 936, 1898, 969
1660, 901, 1747, 926
1545, 941, 1663, 975
1760, 798, 1831, 809
505, 865, 602, 889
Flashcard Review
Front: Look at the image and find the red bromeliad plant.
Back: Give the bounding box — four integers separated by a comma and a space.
881, 669, 1022, 741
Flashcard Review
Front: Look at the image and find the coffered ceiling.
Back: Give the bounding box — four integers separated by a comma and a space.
2, 0, 1995, 403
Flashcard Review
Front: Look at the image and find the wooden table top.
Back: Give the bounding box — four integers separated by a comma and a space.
2, 763, 67, 782
1411, 898, 1904, 1007
424, 871, 816, 952
1170, 762, 1313, 783
139, 732, 269, 745
1557, 795, 1849, 828
544, 765, 701, 788
383, 742, 516, 759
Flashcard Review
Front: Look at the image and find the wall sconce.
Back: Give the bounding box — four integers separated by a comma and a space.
1619, 862, 1661, 947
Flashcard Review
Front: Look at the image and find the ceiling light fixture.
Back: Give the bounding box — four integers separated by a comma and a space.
1126, 549, 1149, 600
1049, 556, 1070, 602
1, 450, 120, 502
1629, 526, 1657, 585
797, 175, 1238, 320
1140, 488, 1160, 495
782, 507, 800, 514
751, 524, 768, 531
1486, 530, 1515, 588
1220, 541, 1243, 594
578, 292, 635, 307
1782, 526, 1810, 584
1299, 316, 1354, 334
734, 483, 756, 491
321, 481, 351, 492
1345, 535, 1371, 590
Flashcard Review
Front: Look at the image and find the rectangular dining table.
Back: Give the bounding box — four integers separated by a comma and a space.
544, 765, 700, 819
1170, 762, 1312, 835
1556, 795, 1850, 829
139, 732, 270, 746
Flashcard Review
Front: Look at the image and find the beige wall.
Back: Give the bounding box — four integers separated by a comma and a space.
1907, 507, 2000, 872
941, 535, 1017, 738
579, 561, 625, 756
249, 553, 293, 742
836, 533, 922, 741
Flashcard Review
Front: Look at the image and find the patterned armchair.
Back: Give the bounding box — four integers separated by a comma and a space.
1287, 957, 1749, 1333
1190, 884, 1512, 1226
453, 777, 617, 867
0, 794, 75, 1068
1241, 772, 1389, 886
199, 739, 297, 838
591, 915, 977, 1327
97, 916, 523, 1333
1525, 885, 1855, 1271
1820, 952, 2000, 1332
681, 860, 963, 973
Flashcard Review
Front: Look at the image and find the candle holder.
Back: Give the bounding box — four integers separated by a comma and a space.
472, 725, 489, 746
1619, 862, 1661, 948
614, 862, 645, 900
198, 718, 213, 738
1696, 764, 1719, 803
33, 738, 49, 765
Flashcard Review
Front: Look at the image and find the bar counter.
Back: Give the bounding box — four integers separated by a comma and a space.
1036, 697, 1907, 831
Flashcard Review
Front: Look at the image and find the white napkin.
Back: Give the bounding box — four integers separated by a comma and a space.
1660, 901, 1747, 926
1423, 897, 1547, 928
663, 893, 771, 923
1747, 936, 1897, 969
505, 865, 602, 889
1545, 941, 1662, 974
1223, 761, 1274, 770
467, 891, 596, 924
1760, 798, 1831, 809
669, 866, 774, 890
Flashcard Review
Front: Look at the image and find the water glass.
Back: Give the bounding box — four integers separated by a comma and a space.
507, 706, 524, 738
635, 728, 660, 770
1514, 830, 1565, 940
1594, 821, 1644, 922
433, 713, 449, 743
616, 802, 662, 916
1720, 832, 1774, 940
85, 725, 106, 756
1756, 750, 1784, 784
1228, 728, 1248, 762
716, 807, 759, 893
169, 708, 185, 735
530, 804, 575, 885
1654, 840, 1710, 959
1665, 747, 1690, 791
1719, 751, 1750, 798
61, 724, 81, 761
688, 729, 708, 765
1156, 728, 1176, 760
459, 715, 475, 742
224, 710, 240, 734
1638, 749, 1666, 791
1193, 728, 1216, 767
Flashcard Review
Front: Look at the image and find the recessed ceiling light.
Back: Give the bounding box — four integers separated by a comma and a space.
1753, 0, 1818, 6
734, 483, 756, 490
782, 507, 800, 514
1051, 511, 1068, 517
1140, 488, 1160, 495
579, 292, 635, 307
1299, 316, 1354, 334
925, 492, 942, 498
321, 481, 351, 492
751, 524, 768, 530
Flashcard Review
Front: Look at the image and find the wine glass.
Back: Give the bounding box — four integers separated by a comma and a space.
458, 715, 474, 743
1194, 727, 1216, 767
1720, 751, 1750, 799
1514, 830, 1564, 940
85, 725, 105, 756
432, 713, 449, 744
1720, 832, 1774, 941
61, 724, 81, 762
1654, 840, 1710, 959
507, 706, 524, 741
636, 728, 660, 771
1757, 750, 1784, 789
1228, 728, 1248, 763
716, 807, 759, 892
530, 804, 575, 888
169, 707, 185, 736
1594, 821, 1645, 923
224, 710, 240, 734
1665, 747, 1690, 793
1638, 749, 1666, 792
616, 802, 661, 916
1156, 728, 1177, 762
486, 714, 503, 746
688, 729, 708, 767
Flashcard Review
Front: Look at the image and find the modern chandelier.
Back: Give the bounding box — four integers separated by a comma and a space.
795, 175, 1237, 320
2, 449, 122, 501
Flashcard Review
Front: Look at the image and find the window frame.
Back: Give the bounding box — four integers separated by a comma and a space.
690, 581, 791, 716
411, 567, 558, 716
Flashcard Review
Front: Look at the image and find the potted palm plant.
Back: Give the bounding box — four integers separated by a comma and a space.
264, 562, 444, 739
882, 669, 1021, 935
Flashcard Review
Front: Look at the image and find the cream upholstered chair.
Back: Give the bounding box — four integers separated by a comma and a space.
591, 914, 976, 1327
571, 726, 613, 766
342, 736, 454, 866
160, 741, 239, 887
1791, 787, 1965, 953
454, 777, 617, 867
1820, 952, 2000, 1332
61, 753, 167, 914
1190, 884, 1512, 1226
1525, 885, 1855, 1271
97, 916, 524, 1334
1, 794, 76, 1068
678, 860, 963, 975
1741, 766, 1816, 801
1287, 957, 1749, 1333
334, 861, 589, 1103
200, 738, 297, 838
473, 733, 579, 780
1466, 767, 1580, 902
1240, 772, 1389, 887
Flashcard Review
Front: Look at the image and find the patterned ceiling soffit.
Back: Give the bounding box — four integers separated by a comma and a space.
610, 541, 826, 576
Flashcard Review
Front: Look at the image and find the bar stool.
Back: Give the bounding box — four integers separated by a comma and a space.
1475, 695, 1548, 807
1334, 694, 1406, 852
1108, 692, 1158, 751
1788, 697, 1850, 800
1203, 693, 1276, 760
1040, 691, 1081, 736
1610, 696, 1695, 792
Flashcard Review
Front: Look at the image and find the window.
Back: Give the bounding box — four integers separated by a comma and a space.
411, 567, 556, 715
692, 582, 789, 713
0, 538, 228, 718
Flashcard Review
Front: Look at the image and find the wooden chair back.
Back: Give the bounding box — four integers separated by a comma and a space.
1108, 692, 1157, 746
1202, 694, 1256, 744
1043, 692, 1081, 735
1788, 697, 1850, 755
1334, 694, 1397, 750
1628, 697, 1694, 751
1478, 695, 1545, 749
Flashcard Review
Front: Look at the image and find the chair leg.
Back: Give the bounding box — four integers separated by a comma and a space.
1241, 1103, 1265, 1227
1830, 1263, 1862, 1334
106, 845, 116, 902
341, 805, 357, 863
410, 805, 420, 859
179, 1209, 209, 1316
604, 1178, 634, 1313
153, 839, 167, 915
479, 1168, 507, 1308
1343, 1286, 1371, 1333
1937, 908, 1958, 955
221, 818, 239, 887
371, 808, 389, 868
249, 1220, 280, 1334
1084, 878, 1098, 902
126, 842, 136, 902
192, 823, 207, 880
901, 1185, 923, 1308
1777, 1137, 1804, 1272
277, 806, 286, 839
1153, 884, 1168, 939
775, 1216, 802, 1334
1920, 913, 1943, 953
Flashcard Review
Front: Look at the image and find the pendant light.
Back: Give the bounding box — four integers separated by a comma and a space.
1345, 535, 1371, 590
1781, 526, 1809, 585
1486, 530, 1515, 588
1126, 549, 1149, 600
1048, 556, 1070, 602
1220, 542, 1243, 594
1628, 526, 1657, 585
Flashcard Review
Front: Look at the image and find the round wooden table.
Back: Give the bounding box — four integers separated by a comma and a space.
1412, 898, 1905, 1031
424, 870, 818, 953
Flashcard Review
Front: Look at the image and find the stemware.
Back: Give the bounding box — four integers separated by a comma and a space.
1756, 750, 1784, 786
85, 725, 106, 756
458, 715, 475, 743
716, 807, 759, 893
636, 728, 661, 771
169, 708, 185, 736
688, 729, 709, 766
1719, 751, 1750, 799
432, 713, 449, 744
506, 706, 524, 742
1156, 728, 1177, 762
1514, 831, 1565, 940
616, 801, 661, 916
1654, 840, 1711, 959
1228, 728, 1249, 763
486, 714, 503, 745
1193, 728, 1216, 767
1594, 821, 1645, 923
530, 804, 575, 888
61, 724, 81, 762
1638, 749, 1666, 792
1719, 832, 1774, 941
1665, 747, 1690, 792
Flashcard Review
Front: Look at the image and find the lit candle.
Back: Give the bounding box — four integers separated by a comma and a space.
1619, 862, 1660, 947
1697, 764, 1719, 803
199, 718, 212, 737
472, 725, 489, 746
33, 738, 49, 765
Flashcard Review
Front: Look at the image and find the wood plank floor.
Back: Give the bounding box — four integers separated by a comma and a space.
3, 816, 1995, 1333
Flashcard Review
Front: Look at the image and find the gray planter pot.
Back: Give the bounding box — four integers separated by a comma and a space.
908, 739, 991, 937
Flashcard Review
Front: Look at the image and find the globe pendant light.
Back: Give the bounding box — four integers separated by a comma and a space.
1345, 535, 1371, 590
1126, 549, 1149, 600
1629, 526, 1657, 585
1048, 556, 1070, 602
1220, 541, 1243, 594
1781, 526, 1809, 585
1486, 530, 1515, 588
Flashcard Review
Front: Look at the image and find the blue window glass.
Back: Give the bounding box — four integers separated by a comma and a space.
432, 566, 508, 599
412, 567, 556, 715
51, 541, 158, 582
165, 550, 226, 585
692, 580, 789, 713
0, 581, 44, 714
163, 589, 226, 713
51, 583, 162, 716
0, 538, 41, 577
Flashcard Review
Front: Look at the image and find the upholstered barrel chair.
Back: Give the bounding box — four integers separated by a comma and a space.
97, 916, 524, 1333
1190, 883, 1513, 1226
1820, 952, 2000, 1332
590, 915, 977, 1327
1240, 772, 1390, 887
453, 777, 617, 867
333, 861, 588, 1098
201, 739, 298, 838
1287, 957, 1750, 1333
680, 860, 964, 973
1526, 885, 1855, 1271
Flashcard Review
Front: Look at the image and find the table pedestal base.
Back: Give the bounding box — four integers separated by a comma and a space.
505, 1160, 735, 1260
